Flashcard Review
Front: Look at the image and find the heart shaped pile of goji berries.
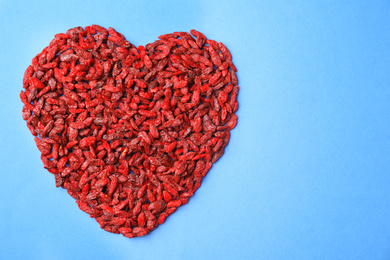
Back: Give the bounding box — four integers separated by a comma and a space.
20, 25, 238, 238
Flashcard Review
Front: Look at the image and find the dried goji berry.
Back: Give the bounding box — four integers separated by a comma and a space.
20, 25, 239, 238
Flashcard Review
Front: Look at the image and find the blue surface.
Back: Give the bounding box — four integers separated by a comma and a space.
1, 1, 390, 259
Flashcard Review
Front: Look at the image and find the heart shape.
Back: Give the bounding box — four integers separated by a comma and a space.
20, 25, 239, 238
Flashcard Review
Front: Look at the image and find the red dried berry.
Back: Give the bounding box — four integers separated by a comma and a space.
20, 25, 239, 238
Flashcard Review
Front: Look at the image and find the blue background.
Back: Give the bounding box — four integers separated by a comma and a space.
1, 1, 390, 259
